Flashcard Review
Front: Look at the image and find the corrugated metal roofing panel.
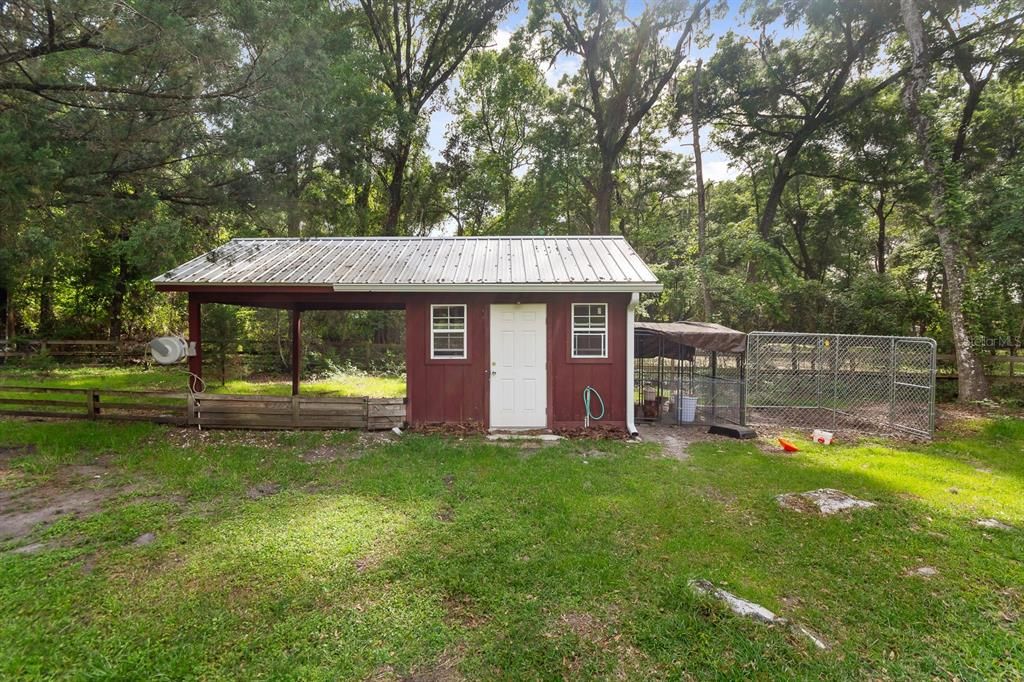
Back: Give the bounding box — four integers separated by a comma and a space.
152, 237, 662, 292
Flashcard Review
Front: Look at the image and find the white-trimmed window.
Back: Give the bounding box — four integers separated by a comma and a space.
430, 304, 467, 359
572, 303, 608, 358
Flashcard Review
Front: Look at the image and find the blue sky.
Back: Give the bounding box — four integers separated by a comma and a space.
425, 0, 754, 182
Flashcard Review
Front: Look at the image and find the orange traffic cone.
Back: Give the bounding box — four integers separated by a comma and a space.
778, 438, 800, 452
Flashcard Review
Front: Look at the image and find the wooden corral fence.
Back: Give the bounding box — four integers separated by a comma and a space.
0, 340, 149, 362
0, 385, 405, 431
189, 394, 405, 430
936, 352, 1024, 383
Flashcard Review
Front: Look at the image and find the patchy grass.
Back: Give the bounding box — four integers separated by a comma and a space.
0, 417, 1022, 679
0, 365, 406, 398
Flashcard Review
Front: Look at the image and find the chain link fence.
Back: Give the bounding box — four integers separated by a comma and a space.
745, 332, 936, 438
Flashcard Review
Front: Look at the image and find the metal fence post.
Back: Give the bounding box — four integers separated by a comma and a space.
888, 338, 897, 433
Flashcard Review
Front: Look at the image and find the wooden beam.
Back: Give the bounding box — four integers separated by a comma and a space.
187, 295, 203, 392
291, 308, 301, 396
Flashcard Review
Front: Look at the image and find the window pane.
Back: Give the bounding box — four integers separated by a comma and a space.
432, 305, 466, 358
573, 332, 606, 357
572, 303, 607, 357
573, 304, 606, 329
432, 305, 465, 331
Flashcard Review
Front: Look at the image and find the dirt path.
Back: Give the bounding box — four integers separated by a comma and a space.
637, 424, 724, 460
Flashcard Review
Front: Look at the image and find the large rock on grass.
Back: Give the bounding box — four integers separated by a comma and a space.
776, 488, 876, 515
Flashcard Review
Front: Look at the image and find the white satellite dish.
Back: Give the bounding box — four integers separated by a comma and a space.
150, 336, 189, 365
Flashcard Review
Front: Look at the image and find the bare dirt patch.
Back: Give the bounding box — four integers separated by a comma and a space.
301, 445, 358, 463
246, 481, 281, 500
443, 594, 488, 630
435, 505, 455, 523
372, 642, 465, 682
0, 458, 131, 542
155, 428, 281, 450
354, 553, 381, 573
638, 424, 723, 460
546, 609, 649, 677
936, 403, 1016, 435
302, 432, 394, 463
994, 587, 1021, 627
0, 444, 38, 461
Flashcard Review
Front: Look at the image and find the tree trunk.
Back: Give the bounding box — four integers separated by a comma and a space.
109, 255, 128, 341
874, 193, 888, 274
382, 144, 410, 236
0, 284, 11, 346
899, 0, 988, 401
593, 157, 615, 235
691, 59, 713, 321
39, 273, 54, 335
354, 174, 372, 233
757, 138, 807, 240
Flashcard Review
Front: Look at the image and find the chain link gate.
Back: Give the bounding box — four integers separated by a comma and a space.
745, 333, 936, 438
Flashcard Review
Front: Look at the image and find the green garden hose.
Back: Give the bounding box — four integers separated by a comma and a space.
582, 385, 605, 427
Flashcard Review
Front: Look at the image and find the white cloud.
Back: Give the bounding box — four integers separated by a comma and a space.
702, 159, 740, 183
544, 53, 581, 87
488, 28, 513, 51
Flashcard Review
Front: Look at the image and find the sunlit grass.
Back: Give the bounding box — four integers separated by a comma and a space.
0, 365, 406, 398
0, 416, 1021, 678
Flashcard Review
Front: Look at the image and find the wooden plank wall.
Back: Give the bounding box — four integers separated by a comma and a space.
0, 386, 405, 430
188, 394, 405, 430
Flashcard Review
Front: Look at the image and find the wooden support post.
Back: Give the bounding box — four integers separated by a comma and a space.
290, 308, 301, 396
86, 389, 98, 419
187, 295, 203, 393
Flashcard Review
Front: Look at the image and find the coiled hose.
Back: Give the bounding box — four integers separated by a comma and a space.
582, 385, 605, 427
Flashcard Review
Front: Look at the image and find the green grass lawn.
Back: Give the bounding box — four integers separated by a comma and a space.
0, 365, 406, 398
1, 415, 1022, 679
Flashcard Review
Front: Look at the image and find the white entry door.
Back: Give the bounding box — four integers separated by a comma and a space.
489, 304, 547, 429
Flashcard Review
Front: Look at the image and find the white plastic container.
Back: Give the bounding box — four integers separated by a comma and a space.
675, 395, 698, 423
811, 429, 834, 445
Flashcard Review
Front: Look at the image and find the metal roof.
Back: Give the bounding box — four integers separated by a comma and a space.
153, 237, 663, 292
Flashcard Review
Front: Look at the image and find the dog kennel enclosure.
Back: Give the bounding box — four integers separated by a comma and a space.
633, 321, 747, 426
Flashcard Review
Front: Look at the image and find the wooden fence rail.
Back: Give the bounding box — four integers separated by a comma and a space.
0, 385, 405, 430
935, 353, 1024, 381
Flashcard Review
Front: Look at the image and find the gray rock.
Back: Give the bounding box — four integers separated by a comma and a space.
689, 579, 782, 624
905, 565, 938, 578
689, 579, 831, 650
776, 488, 876, 515
132, 532, 157, 547
975, 518, 1014, 531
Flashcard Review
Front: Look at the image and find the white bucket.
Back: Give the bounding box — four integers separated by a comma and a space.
811, 429, 834, 445
675, 395, 698, 423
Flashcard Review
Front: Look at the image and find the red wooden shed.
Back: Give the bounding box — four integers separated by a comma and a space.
153, 236, 662, 434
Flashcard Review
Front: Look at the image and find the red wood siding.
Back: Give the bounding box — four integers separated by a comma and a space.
406, 296, 489, 425
549, 295, 628, 429
406, 292, 629, 430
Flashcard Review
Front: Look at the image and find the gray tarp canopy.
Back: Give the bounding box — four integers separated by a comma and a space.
634, 321, 747, 359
